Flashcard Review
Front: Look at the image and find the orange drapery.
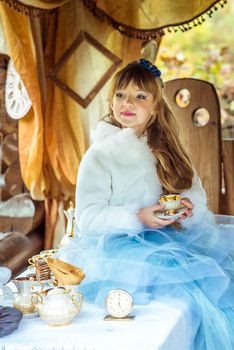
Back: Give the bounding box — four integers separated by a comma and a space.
0, 2, 45, 199
0, 1, 87, 247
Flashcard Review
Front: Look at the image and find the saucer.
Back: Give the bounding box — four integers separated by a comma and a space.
22, 309, 39, 318
155, 205, 186, 220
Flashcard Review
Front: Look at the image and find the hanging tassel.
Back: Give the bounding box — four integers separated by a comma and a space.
188, 23, 193, 30
207, 10, 213, 17
197, 17, 202, 25
169, 0, 228, 34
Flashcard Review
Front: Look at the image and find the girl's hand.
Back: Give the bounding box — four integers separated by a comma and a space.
179, 198, 194, 220
137, 204, 175, 229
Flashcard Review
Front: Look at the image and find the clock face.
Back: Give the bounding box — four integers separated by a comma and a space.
105, 289, 133, 318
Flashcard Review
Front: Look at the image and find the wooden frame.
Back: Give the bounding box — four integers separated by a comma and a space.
47, 30, 122, 108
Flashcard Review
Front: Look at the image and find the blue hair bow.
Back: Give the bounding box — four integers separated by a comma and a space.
138, 58, 161, 78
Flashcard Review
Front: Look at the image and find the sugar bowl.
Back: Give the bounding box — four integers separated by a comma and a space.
32, 286, 83, 326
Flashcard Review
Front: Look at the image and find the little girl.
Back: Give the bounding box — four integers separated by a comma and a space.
61, 59, 234, 349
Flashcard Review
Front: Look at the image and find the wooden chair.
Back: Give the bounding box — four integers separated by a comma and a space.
164, 78, 222, 214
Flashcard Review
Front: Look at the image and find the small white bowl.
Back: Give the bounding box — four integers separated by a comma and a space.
159, 194, 181, 211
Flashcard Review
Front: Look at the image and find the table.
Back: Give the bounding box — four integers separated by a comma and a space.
0, 298, 197, 350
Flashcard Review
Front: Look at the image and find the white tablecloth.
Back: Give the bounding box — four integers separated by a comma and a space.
1, 298, 198, 350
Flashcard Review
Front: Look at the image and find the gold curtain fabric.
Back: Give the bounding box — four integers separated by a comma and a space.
0, 1, 87, 247
0, 2, 45, 199
90, 0, 222, 28
0, 1, 87, 203
83, 0, 227, 38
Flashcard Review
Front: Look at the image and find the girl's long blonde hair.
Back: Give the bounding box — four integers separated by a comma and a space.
105, 61, 194, 194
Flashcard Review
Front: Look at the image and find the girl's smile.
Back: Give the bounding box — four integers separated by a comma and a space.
121, 111, 136, 117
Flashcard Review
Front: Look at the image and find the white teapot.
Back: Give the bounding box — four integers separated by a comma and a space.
32, 286, 83, 326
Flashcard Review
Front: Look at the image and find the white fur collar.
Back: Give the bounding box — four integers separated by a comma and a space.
91, 121, 120, 142
91, 121, 156, 165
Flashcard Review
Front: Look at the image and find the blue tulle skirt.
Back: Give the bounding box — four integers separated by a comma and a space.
58, 219, 234, 350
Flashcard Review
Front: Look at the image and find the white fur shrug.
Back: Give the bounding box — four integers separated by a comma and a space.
75, 121, 209, 235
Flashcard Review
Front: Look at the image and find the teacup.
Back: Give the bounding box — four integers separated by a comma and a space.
28, 254, 43, 266
159, 194, 181, 211
28, 250, 57, 266
40, 249, 58, 256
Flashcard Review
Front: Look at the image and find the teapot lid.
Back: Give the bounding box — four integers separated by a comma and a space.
45, 286, 71, 296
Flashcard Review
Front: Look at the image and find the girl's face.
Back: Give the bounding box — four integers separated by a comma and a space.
111, 81, 156, 135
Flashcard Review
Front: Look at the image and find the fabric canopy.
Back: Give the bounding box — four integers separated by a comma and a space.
82, 0, 227, 39
0, 0, 227, 35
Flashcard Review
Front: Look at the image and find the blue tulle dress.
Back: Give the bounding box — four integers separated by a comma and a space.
58, 218, 234, 350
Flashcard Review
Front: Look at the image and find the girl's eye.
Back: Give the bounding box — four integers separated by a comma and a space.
136, 94, 147, 100
115, 92, 124, 98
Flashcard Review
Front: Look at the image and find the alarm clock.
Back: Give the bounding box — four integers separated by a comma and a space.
105, 289, 133, 319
